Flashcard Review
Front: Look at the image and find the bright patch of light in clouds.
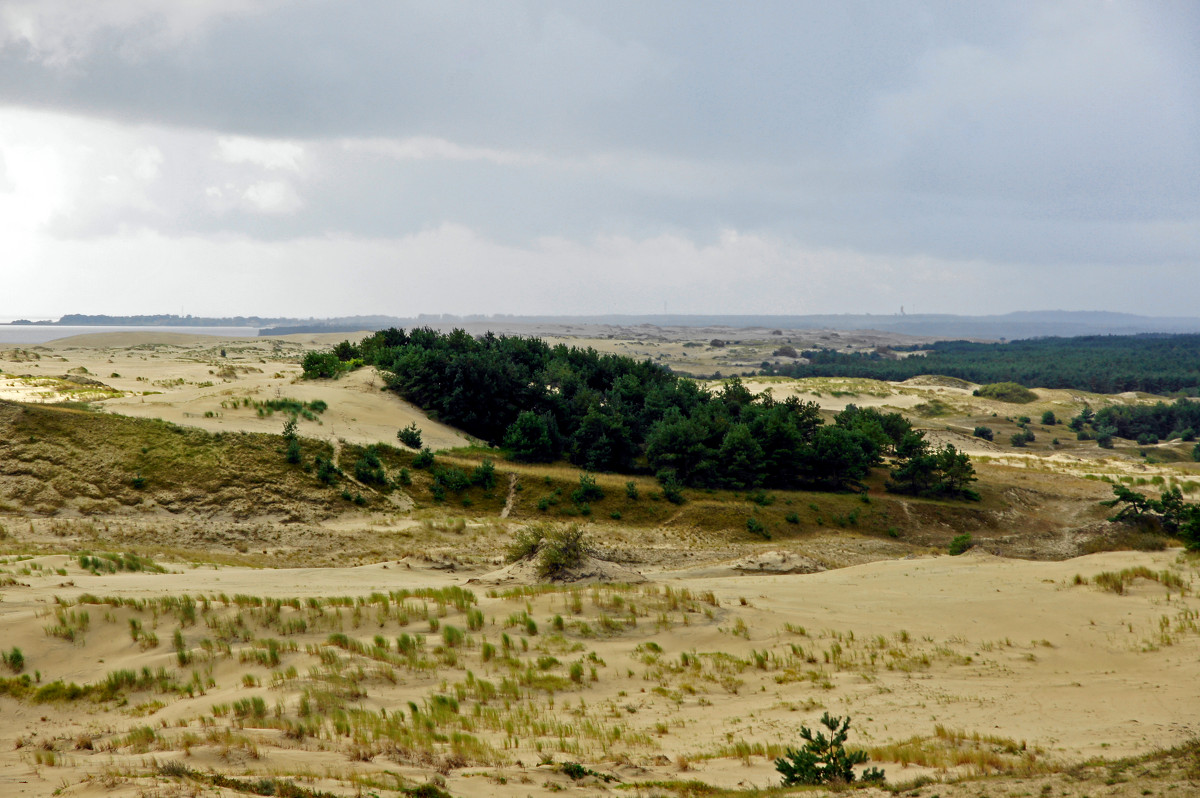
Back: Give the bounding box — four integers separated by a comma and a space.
343, 137, 544, 167
217, 137, 305, 171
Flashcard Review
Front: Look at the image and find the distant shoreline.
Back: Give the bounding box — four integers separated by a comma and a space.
4, 310, 1200, 341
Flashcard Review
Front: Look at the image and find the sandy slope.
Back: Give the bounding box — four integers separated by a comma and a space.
3, 332, 472, 451
0, 548, 1197, 796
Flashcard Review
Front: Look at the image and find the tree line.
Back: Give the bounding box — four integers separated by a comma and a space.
761, 334, 1200, 395
316, 328, 977, 499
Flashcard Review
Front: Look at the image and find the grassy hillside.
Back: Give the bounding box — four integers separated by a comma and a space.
0, 401, 356, 521
0, 398, 1150, 567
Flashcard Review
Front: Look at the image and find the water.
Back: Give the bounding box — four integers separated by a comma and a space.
0, 325, 260, 344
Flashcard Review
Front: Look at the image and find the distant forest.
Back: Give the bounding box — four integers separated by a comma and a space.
315, 328, 976, 499
761, 334, 1200, 394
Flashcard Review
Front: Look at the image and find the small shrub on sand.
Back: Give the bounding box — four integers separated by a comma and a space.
949, 533, 974, 555
506, 524, 591, 580
775, 712, 884, 785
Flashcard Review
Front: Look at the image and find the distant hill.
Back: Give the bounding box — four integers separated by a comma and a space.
349, 310, 1200, 340
9, 311, 1200, 341
523, 311, 1200, 339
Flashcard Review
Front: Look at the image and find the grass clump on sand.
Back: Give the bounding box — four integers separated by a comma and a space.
506, 523, 591, 579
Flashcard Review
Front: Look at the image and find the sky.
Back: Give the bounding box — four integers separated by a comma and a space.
0, 1, 1198, 320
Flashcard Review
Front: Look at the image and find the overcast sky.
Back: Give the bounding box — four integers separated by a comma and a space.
1, 1, 1197, 319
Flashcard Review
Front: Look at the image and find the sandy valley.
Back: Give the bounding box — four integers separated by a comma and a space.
0, 328, 1198, 797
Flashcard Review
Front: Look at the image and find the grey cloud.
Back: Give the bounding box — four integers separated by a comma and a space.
2, 1, 1198, 317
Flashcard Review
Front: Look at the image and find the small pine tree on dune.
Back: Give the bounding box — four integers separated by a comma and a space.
775, 712, 884, 786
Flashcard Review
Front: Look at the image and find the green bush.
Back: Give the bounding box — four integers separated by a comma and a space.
948, 532, 974, 555
315, 455, 339, 485
353, 446, 386, 485
397, 422, 423, 449
571, 472, 604, 504
471, 458, 496, 489
412, 448, 435, 469
506, 524, 590, 580
2, 647, 24, 674
973, 426, 994, 441
746, 517, 770, 539
774, 712, 884, 785
433, 466, 471, 493
301, 351, 345, 380
658, 473, 685, 505
1041, 410, 1057, 425
973, 382, 1038, 403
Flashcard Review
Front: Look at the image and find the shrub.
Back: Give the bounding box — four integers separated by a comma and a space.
772, 345, 799, 358
506, 524, 591, 580
354, 446, 386, 485
746, 517, 770, 539
774, 712, 884, 785
1194, 443, 1200, 462
412, 448, 435, 469
973, 382, 1038, 403
433, 466, 471, 493
1010, 432, 1028, 448
397, 422, 423, 449
301, 351, 345, 380
2, 647, 24, 674
471, 458, 496, 489
973, 426, 994, 441
315, 456, 339, 485
659, 473, 685, 505
948, 533, 974, 555
1137, 432, 1160, 446
625, 481, 639, 500
1041, 410, 1057, 425
571, 472, 604, 504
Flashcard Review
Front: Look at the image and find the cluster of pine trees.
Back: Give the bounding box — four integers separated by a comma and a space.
324, 328, 976, 498
1092, 398, 1200, 443
762, 334, 1200, 395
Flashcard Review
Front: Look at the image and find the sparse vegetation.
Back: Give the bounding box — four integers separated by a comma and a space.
5, 330, 1200, 798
